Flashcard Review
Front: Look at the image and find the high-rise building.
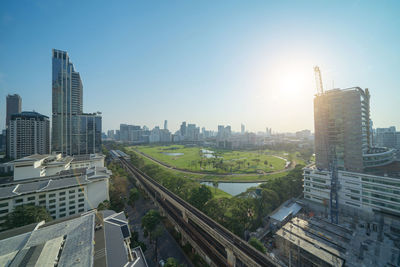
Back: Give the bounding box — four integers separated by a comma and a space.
164, 120, 168, 130
314, 88, 372, 172
241, 124, 245, 134
52, 49, 101, 155
6, 94, 22, 127
180, 121, 187, 136
8, 111, 50, 159
5, 94, 22, 158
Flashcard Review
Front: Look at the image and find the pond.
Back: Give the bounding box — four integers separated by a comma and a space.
162, 152, 184, 156
201, 181, 261, 196
201, 148, 217, 158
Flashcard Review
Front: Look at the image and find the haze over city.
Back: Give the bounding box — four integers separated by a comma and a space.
1, 0, 400, 132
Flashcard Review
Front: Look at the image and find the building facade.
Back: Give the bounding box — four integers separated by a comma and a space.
52, 49, 102, 155
314, 87, 394, 172
5, 94, 22, 158
304, 166, 400, 217
8, 112, 50, 159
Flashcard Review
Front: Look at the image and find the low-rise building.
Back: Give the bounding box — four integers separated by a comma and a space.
12, 153, 105, 181
0, 167, 110, 228
303, 164, 400, 218
0, 209, 147, 267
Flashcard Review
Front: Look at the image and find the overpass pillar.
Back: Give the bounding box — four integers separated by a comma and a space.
182, 209, 189, 223
226, 248, 236, 267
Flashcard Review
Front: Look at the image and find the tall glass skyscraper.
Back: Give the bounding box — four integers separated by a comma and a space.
52, 49, 101, 155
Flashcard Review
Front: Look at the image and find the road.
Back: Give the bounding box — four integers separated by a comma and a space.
126, 194, 193, 267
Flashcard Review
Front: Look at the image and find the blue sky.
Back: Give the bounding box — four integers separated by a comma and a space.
0, 0, 399, 133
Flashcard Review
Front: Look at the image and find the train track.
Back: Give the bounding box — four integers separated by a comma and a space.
119, 157, 278, 267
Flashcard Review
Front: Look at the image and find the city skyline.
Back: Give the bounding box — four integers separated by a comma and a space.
1, 1, 400, 133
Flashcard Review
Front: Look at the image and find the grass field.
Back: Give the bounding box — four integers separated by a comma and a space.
132, 145, 287, 174
128, 148, 291, 183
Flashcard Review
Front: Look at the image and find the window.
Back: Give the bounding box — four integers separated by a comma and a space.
27, 196, 35, 201
60, 208, 66, 212
59, 192, 66, 196
59, 197, 65, 201
60, 213, 66, 218
15, 199, 23, 203
69, 190, 75, 194
49, 193, 56, 198
49, 205, 56, 209
39, 194, 46, 199
78, 188, 84, 192
39, 200, 46, 206
78, 193, 84, 198
78, 203, 84, 208
69, 206, 75, 210
69, 211, 75, 215
78, 208, 84, 212
60, 202, 66, 207
50, 210, 56, 215
0, 202, 8, 208
49, 199, 56, 203
78, 198, 84, 203
69, 200, 75, 205
0, 209, 8, 214
69, 195, 75, 199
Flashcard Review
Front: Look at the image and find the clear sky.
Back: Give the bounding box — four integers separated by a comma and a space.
0, 0, 399, 133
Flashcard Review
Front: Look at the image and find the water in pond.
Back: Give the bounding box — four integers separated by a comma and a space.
162, 152, 184, 156
201, 181, 261, 196
201, 149, 217, 158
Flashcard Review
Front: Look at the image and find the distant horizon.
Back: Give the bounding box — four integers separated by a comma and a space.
1, 1, 400, 133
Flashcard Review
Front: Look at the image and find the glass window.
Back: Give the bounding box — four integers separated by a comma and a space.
0, 202, 8, 208
69, 206, 75, 210
39, 194, 46, 199
78, 198, 84, 203
69, 211, 75, 215
60, 213, 66, 218
15, 199, 23, 203
78, 208, 84, 212
59, 197, 65, 201
78, 203, 84, 207
59, 192, 66, 196
60, 202, 66, 207
49, 205, 56, 209
69, 195, 75, 199
0, 209, 8, 214
60, 208, 66, 212
39, 200, 46, 205
49, 199, 56, 203
69, 190, 75, 194
69, 200, 75, 205
27, 196, 35, 201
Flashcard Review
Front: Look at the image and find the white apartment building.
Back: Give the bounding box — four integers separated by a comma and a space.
0, 167, 111, 228
303, 166, 400, 216
12, 153, 105, 180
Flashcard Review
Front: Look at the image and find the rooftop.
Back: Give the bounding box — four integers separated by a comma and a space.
0, 167, 111, 200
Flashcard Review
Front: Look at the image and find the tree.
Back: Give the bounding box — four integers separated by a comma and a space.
97, 200, 111, 211
142, 210, 163, 262
3, 205, 52, 229
263, 160, 268, 166
249, 237, 266, 253
128, 187, 140, 206
189, 185, 212, 210
212, 181, 219, 194
164, 257, 183, 267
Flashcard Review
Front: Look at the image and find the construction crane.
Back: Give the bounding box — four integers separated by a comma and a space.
314, 66, 324, 95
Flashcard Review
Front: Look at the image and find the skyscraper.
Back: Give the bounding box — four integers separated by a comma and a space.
6, 94, 22, 158
6, 94, 22, 127
314, 87, 394, 172
241, 124, 245, 134
8, 111, 50, 159
52, 49, 101, 155
164, 120, 168, 130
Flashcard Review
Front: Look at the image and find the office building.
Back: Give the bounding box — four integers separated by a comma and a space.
51, 49, 102, 155
0, 130, 6, 152
5, 94, 22, 158
0, 210, 147, 267
164, 119, 168, 130
6, 94, 22, 127
241, 124, 245, 134
8, 111, 50, 159
180, 121, 187, 137
314, 87, 394, 172
376, 127, 397, 149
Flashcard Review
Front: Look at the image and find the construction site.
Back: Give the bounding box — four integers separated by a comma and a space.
260, 66, 400, 267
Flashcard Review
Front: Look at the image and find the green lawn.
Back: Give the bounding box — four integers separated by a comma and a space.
131, 145, 287, 174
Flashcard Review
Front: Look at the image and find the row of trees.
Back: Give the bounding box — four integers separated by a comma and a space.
188, 157, 271, 173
